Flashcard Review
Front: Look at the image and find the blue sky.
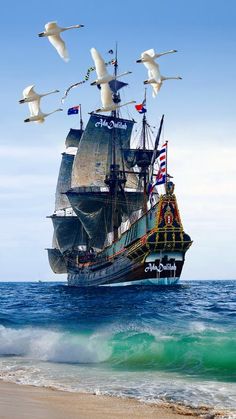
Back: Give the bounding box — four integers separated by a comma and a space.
0, 0, 235, 281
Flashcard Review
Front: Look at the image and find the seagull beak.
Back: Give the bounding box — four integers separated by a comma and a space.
19, 99, 24, 104
136, 59, 142, 63
38, 32, 45, 37
24, 119, 30, 123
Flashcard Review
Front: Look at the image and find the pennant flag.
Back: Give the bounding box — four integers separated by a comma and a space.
154, 167, 166, 186
67, 105, 80, 115
109, 79, 128, 93
135, 103, 147, 114
156, 141, 167, 184
148, 172, 166, 197
148, 142, 167, 196
147, 182, 155, 196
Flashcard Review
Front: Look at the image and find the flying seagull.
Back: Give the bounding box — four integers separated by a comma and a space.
137, 49, 182, 97
136, 48, 177, 63
38, 21, 84, 61
90, 48, 131, 86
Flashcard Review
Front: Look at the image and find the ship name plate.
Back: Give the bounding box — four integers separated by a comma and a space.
95, 118, 127, 130
144, 262, 177, 273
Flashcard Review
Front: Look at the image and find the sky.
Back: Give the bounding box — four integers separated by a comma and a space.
0, 0, 235, 281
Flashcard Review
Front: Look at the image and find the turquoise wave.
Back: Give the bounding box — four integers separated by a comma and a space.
0, 325, 235, 381
107, 329, 236, 380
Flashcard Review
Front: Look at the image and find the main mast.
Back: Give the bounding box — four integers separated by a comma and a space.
111, 44, 118, 169
104, 44, 126, 242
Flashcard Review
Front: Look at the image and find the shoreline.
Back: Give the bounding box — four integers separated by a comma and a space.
0, 380, 232, 418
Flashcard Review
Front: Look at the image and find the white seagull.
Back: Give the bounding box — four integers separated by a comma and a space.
94, 83, 135, 113
38, 21, 84, 61
24, 104, 63, 124
136, 48, 177, 63
19, 85, 59, 104
90, 48, 131, 86
137, 50, 182, 97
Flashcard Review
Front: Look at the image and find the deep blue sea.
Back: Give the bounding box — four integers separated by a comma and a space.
0, 281, 235, 415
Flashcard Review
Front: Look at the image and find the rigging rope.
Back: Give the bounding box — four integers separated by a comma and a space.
61, 59, 115, 103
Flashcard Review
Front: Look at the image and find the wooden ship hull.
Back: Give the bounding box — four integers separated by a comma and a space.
66, 194, 192, 287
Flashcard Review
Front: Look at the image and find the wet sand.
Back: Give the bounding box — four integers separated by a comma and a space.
0, 380, 231, 418
0, 380, 205, 419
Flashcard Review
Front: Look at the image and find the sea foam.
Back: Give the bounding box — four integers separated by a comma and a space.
0, 326, 111, 363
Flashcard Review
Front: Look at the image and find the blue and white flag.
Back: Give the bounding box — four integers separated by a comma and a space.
67, 106, 80, 115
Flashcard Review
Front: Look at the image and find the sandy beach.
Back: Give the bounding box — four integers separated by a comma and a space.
0, 380, 213, 419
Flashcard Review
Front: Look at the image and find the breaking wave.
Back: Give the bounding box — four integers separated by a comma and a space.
0, 325, 111, 364
0, 281, 236, 414
0, 325, 235, 381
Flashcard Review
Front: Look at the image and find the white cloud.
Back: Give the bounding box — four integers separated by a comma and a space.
162, 144, 236, 279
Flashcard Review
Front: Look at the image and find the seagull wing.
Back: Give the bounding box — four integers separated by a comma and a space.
48, 34, 69, 61
23, 85, 36, 99
28, 100, 40, 116
45, 21, 58, 31
90, 48, 108, 78
101, 83, 113, 108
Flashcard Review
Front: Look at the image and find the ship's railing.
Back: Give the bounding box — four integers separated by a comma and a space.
65, 249, 110, 268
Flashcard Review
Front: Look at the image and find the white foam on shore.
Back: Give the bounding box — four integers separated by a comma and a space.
0, 325, 236, 416
0, 325, 111, 363
0, 356, 236, 417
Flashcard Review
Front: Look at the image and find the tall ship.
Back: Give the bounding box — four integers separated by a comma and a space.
47, 49, 192, 286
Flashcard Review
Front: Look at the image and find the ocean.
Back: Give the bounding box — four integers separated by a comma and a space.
0, 280, 235, 415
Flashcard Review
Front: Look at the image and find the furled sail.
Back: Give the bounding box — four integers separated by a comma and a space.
67, 188, 144, 248
51, 215, 88, 254
71, 114, 138, 189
